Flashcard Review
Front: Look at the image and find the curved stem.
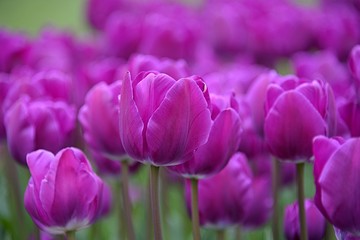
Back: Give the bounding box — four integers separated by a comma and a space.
296, 162, 308, 240
65, 231, 76, 240
121, 160, 136, 240
191, 178, 201, 240
271, 159, 281, 240
150, 165, 162, 240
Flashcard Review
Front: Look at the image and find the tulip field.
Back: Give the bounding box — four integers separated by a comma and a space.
1, 0, 360, 240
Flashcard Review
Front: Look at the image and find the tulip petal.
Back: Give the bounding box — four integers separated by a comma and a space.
119, 73, 145, 160
146, 78, 211, 166
319, 139, 360, 232
265, 91, 326, 160
134, 72, 175, 126
49, 149, 80, 225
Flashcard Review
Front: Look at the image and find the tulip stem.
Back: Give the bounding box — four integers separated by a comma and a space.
191, 178, 201, 240
115, 179, 125, 239
150, 165, 163, 240
121, 160, 136, 240
2, 144, 26, 240
217, 229, 226, 240
271, 159, 281, 240
65, 231, 76, 240
296, 162, 308, 240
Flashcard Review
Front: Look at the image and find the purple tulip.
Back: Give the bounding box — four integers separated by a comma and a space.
242, 176, 273, 228
284, 199, 326, 240
0, 28, 29, 73
126, 54, 190, 80
0, 73, 11, 140
79, 81, 126, 160
4, 97, 76, 165
264, 77, 331, 161
24, 147, 105, 235
168, 93, 242, 178
339, 100, 360, 137
293, 51, 352, 98
119, 71, 212, 166
86, 0, 124, 30
184, 153, 252, 228
313, 136, 360, 236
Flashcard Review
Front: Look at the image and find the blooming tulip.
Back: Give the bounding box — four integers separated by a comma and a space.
264, 76, 331, 161
313, 136, 360, 236
284, 199, 326, 240
119, 71, 212, 166
4, 97, 76, 165
24, 147, 105, 235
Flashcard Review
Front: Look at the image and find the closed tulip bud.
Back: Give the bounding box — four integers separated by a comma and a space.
313, 136, 360, 236
4, 97, 76, 166
119, 72, 212, 166
284, 199, 326, 240
24, 148, 105, 235
79, 81, 126, 160
264, 76, 332, 161
185, 153, 252, 228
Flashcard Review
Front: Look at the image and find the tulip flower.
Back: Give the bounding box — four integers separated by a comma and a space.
119, 71, 211, 240
24, 147, 105, 236
184, 153, 252, 228
119, 71, 212, 166
313, 136, 360, 237
284, 199, 326, 240
4, 97, 76, 166
79, 80, 126, 160
264, 76, 331, 161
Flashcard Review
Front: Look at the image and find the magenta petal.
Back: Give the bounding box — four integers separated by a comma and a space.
296, 81, 327, 117
49, 149, 80, 225
27, 150, 54, 191
319, 139, 360, 232
146, 78, 211, 166
119, 73, 145, 160
264, 84, 284, 115
134, 73, 175, 125
265, 91, 326, 160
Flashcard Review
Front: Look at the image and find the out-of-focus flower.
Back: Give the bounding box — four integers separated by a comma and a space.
284, 199, 326, 240
339, 99, 360, 137
24, 148, 105, 235
4, 97, 76, 165
184, 153, 252, 228
313, 136, 360, 236
79, 81, 126, 160
242, 176, 273, 228
119, 72, 212, 166
264, 76, 333, 161
168, 93, 242, 178
126, 54, 190, 80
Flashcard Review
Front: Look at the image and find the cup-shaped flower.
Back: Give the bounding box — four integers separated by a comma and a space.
264, 77, 331, 161
24, 147, 105, 235
119, 72, 212, 166
284, 199, 326, 240
4, 97, 76, 166
79, 80, 126, 160
313, 136, 360, 236
168, 93, 242, 178
184, 153, 252, 228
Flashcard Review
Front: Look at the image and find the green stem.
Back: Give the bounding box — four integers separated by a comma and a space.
160, 168, 169, 240
296, 162, 308, 240
150, 165, 162, 240
2, 145, 26, 240
324, 220, 335, 240
115, 179, 125, 239
121, 160, 136, 240
65, 231, 76, 240
191, 178, 201, 240
271, 159, 281, 240
217, 229, 225, 240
